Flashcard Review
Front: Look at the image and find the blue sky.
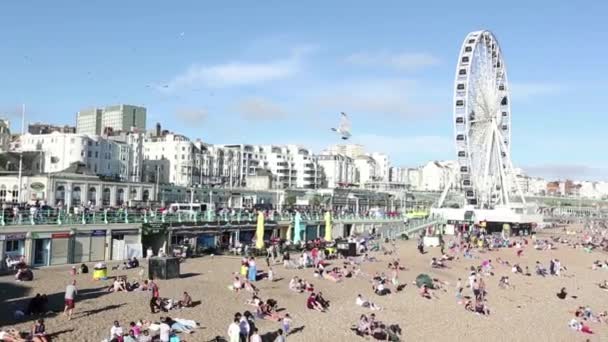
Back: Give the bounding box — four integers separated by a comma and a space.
1, 1, 607, 180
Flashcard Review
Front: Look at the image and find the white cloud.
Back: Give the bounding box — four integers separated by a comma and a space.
175, 108, 208, 122
509, 82, 565, 101
524, 164, 608, 181
314, 79, 443, 119
346, 51, 440, 71
355, 134, 454, 165
163, 47, 312, 91
237, 97, 288, 121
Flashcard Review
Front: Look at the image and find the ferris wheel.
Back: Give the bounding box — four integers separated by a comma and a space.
452, 30, 525, 209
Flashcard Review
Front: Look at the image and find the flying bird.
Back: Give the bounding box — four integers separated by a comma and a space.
331, 112, 352, 140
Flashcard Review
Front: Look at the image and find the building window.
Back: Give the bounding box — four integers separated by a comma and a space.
87, 151, 92, 158
95, 151, 98, 158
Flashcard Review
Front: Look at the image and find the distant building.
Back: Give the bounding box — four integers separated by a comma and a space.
0, 119, 11, 152
28, 122, 76, 135
325, 144, 365, 158
77, 105, 146, 135
317, 153, 356, 188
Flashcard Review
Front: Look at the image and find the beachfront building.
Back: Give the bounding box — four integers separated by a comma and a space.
286, 145, 321, 189
420, 161, 454, 191
354, 155, 378, 186
28, 122, 76, 135
18, 132, 135, 181
197, 143, 241, 187
143, 133, 201, 187
370, 153, 390, 182
220, 144, 266, 187
77, 104, 146, 135
325, 143, 365, 158
317, 153, 356, 188
258, 145, 297, 189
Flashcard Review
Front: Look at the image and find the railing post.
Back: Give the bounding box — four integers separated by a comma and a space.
82, 211, 86, 225
104, 209, 108, 224
125, 208, 129, 224
0, 210, 4, 226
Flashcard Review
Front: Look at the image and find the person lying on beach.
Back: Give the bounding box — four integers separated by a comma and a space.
419, 284, 432, 299
323, 268, 343, 282
430, 258, 446, 268
356, 294, 382, 310
598, 280, 608, 290
535, 261, 548, 276
246, 294, 262, 307
161, 317, 198, 334
557, 287, 568, 299
306, 293, 326, 312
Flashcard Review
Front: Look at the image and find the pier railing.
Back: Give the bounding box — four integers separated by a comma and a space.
0, 209, 405, 227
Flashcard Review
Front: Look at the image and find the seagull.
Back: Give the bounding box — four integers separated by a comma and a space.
331, 112, 352, 140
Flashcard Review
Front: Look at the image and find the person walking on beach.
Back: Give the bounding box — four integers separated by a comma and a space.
149, 279, 161, 313
228, 317, 241, 342
63, 280, 77, 320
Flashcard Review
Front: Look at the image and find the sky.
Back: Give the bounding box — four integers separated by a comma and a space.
1, 1, 607, 181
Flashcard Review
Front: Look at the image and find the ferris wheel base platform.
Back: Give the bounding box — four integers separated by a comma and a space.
432, 205, 543, 233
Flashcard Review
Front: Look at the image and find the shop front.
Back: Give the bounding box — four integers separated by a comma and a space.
31, 232, 51, 267
1, 233, 27, 260
142, 223, 168, 257
111, 229, 141, 260
50, 232, 70, 265
73, 230, 106, 263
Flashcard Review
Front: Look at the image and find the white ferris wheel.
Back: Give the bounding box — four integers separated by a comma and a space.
451, 30, 525, 209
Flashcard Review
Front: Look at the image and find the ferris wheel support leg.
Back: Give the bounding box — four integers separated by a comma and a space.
496, 131, 526, 204
437, 171, 455, 208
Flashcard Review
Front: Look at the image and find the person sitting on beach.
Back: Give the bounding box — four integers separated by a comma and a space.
598, 280, 608, 290
128, 321, 141, 338
419, 284, 432, 299
498, 276, 511, 289
535, 261, 548, 276
474, 300, 490, 315
110, 278, 127, 292
306, 292, 325, 312
356, 294, 381, 310
109, 321, 124, 341
374, 281, 391, 296
355, 315, 371, 336
288, 277, 302, 292
178, 291, 192, 308
15, 267, 33, 282
257, 301, 282, 320
79, 263, 89, 274
30, 318, 48, 342
230, 276, 243, 292
315, 292, 330, 309
245, 294, 262, 307
511, 264, 523, 274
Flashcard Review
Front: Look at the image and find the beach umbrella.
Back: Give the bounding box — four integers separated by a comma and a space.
286, 224, 292, 242
415, 274, 434, 288
324, 211, 332, 241
256, 212, 265, 249
293, 212, 302, 243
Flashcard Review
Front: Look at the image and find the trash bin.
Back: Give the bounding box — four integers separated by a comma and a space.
93, 262, 108, 280
336, 241, 357, 257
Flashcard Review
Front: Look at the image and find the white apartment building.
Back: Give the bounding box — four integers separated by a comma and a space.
370, 152, 390, 181
259, 145, 296, 188
196, 143, 241, 187
19, 132, 134, 181
354, 155, 378, 186
108, 131, 144, 183
325, 144, 365, 158
221, 144, 266, 187
406, 168, 422, 189
143, 133, 199, 187
420, 161, 454, 191
286, 145, 320, 189
77, 104, 146, 135
317, 153, 356, 188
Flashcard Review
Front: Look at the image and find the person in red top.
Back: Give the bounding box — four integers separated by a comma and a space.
306, 293, 324, 312
148, 279, 161, 313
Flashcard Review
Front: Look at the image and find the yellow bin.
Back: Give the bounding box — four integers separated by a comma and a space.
93, 267, 108, 280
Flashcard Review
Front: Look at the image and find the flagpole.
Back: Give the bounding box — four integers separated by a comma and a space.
17, 104, 25, 204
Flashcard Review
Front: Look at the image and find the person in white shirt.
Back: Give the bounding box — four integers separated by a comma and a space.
110, 321, 123, 339
159, 320, 171, 342
228, 317, 241, 342
356, 294, 381, 310
250, 327, 262, 342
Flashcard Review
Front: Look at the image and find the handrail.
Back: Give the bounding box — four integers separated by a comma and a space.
0, 209, 406, 227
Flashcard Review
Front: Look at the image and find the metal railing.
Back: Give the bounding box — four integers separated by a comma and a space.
0, 209, 406, 227
379, 216, 444, 240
